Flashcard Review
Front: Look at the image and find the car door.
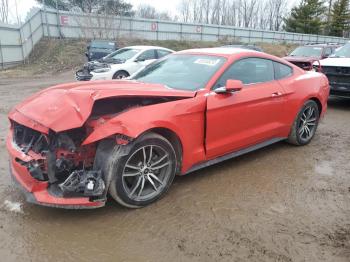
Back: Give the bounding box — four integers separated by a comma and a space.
127, 49, 158, 75
323, 47, 332, 58
206, 57, 287, 158
156, 49, 172, 59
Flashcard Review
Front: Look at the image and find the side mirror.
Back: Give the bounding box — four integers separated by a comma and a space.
135, 57, 145, 62
215, 80, 243, 94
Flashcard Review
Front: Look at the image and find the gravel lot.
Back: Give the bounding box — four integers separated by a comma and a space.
0, 71, 349, 262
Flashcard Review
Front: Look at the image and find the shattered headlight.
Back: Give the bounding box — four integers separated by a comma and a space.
93, 67, 111, 73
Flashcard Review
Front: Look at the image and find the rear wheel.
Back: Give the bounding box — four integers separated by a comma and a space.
112, 71, 129, 79
108, 133, 177, 208
287, 100, 320, 146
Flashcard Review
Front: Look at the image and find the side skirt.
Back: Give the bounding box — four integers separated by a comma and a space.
184, 137, 286, 175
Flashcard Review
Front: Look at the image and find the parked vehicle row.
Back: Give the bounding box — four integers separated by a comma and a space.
78, 40, 350, 98
76, 46, 174, 81
283, 43, 340, 71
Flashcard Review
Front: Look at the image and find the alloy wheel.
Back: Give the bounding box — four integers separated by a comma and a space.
122, 145, 172, 201
297, 105, 318, 141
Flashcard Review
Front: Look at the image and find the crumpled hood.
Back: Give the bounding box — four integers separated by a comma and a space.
9, 80, 196, 133
284, 56, 320, 63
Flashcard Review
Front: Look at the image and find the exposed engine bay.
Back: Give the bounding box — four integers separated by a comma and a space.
11, 96, 183, 199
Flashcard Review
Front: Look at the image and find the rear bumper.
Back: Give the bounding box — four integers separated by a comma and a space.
7, 132, 105, 209
329, 82, 350, 97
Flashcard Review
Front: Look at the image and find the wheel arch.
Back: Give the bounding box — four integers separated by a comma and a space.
307, 97, 322, 115
113, 70, 130, 79
139, 127, 183, 174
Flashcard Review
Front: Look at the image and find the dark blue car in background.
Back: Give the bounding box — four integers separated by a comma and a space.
86, 40, 118, 61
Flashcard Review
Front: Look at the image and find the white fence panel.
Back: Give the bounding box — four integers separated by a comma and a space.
1, 8, 349, 68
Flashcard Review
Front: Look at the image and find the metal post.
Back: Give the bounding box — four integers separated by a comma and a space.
29, 19, 34, 53
18, 27, 25, 64
129, 18, 132, 38
43, 0, 50, 37
200, 26, 203, 41
180, 23, 183, 41
40, 10, 45, 36
217, 26, 220, 41
156, 21, 159, 41
56, 0, 62, 38
0, 40, 4, 69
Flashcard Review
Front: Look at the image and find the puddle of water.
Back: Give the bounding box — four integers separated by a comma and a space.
3, 200, 23, 214
315, 161, 334, 176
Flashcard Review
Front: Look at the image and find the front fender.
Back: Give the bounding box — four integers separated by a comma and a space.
82, 96, 207, 173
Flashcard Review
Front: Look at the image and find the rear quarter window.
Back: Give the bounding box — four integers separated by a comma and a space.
274, 62, 293, 80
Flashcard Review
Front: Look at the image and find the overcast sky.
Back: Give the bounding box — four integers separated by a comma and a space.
8, 0, 181, 23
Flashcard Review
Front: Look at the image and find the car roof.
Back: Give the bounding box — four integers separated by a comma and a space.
124, 45, 174, 51
220, 45, 263, 51
303, 43, 340, 47
178, 47, 260, 57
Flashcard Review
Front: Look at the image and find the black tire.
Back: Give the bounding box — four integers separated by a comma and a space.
112, 71, 129, 79
108, 132, 177, 208
287, 100, 320, 146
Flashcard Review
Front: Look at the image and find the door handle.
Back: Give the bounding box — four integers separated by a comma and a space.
271, 92, 283, 97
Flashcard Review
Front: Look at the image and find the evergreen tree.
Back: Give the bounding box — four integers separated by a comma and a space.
284, 0, 327, 34
328, 0, 350, 36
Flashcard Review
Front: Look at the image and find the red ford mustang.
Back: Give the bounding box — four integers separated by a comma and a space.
7, 48, 329, 209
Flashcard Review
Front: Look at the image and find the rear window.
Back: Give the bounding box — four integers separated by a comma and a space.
90, 41, 115, 49
274, 62, 293, 80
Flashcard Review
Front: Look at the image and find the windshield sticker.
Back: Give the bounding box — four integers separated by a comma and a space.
313, 47, 322, 50
109, 42, 114, 45
194, 59, 220, 66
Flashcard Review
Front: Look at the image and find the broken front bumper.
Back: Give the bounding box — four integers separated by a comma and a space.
75, 69, 93, 81
7, 132, 105, 209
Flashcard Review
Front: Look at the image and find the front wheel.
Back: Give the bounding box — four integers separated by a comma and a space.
112, 71, 129, 79
108, 133, 177, 208
287, 100, 320, 146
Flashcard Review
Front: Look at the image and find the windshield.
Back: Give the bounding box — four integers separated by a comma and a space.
331, 43, 350, 58
290, 46, 323, 57
90, 41, 115, 49
132, 54, 227, 91
105, 48, 140, 61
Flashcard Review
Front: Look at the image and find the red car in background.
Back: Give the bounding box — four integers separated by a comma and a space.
284, 43, 340, 71
7, 48, 329, 209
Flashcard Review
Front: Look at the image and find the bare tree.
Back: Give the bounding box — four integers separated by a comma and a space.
177, 0, 292, 31
178, 0, 191, 22
136, 4, 171, 20
0, 0, 9, 23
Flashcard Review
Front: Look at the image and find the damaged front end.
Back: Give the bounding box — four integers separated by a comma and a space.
7, 81, 196, 208
8, 121, 111, 208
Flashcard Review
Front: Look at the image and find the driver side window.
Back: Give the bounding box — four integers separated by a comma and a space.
137, 50, 157, 61
214, 57, 274, 89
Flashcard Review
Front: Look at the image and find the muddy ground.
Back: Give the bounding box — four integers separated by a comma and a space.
0, 72, 349, 262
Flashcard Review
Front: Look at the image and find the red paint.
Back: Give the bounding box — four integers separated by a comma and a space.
6, 50, 329, 208
60, 15, 68, 26
151, 22, 158, 31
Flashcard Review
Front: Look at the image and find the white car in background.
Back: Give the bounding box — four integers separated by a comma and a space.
76, 46, 174, 81
314, 42, 350, 98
